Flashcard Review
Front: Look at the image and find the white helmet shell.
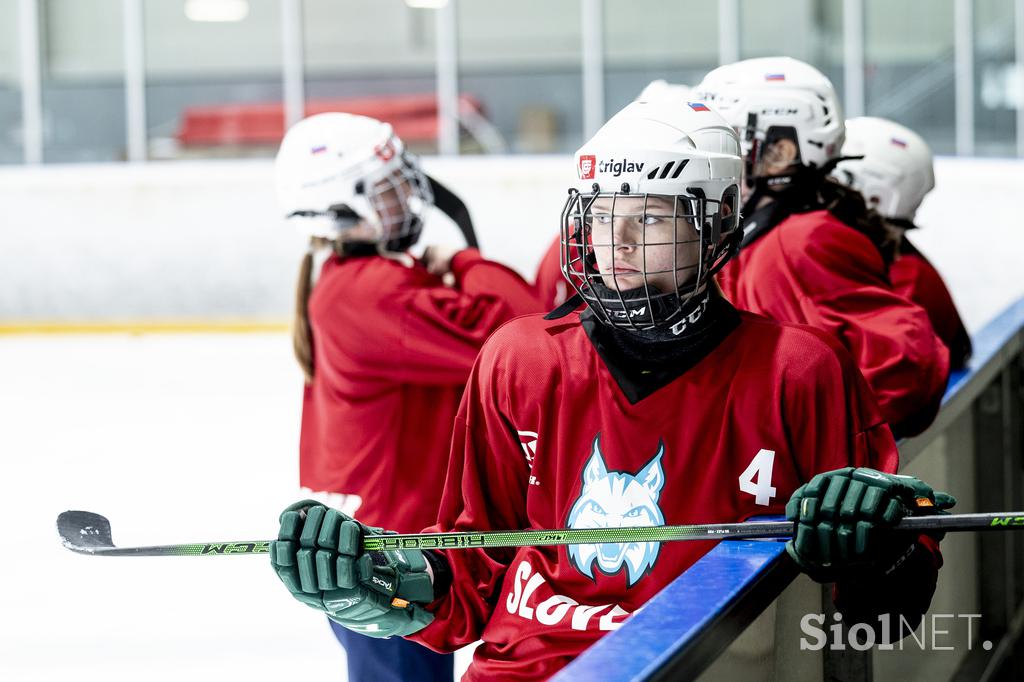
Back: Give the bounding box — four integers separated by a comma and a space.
563, 99, 743, 332
274, 112, 432, 242
833, 116, 935, 222
694, 56, 844, 170
572, 99, 742, 203
635, 79, 692, 105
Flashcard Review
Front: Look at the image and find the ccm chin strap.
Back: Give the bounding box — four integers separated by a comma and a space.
427, 176, 478, 249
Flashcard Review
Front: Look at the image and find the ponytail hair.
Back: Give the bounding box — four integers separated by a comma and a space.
818, 175, 899, 265
292, 244, 317, 383
293, 236, 375, 382
756, 162, 899, 265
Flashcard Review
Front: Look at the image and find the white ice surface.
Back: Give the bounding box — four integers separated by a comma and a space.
0, 333, 475, 681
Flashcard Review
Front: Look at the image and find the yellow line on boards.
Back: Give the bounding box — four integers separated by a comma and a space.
0, 320, 290, 335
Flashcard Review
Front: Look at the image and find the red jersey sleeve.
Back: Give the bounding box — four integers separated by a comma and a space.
786, 220, 950, 437
319, 251, 542, 386
777, 323, 900, 480
452, 248, 546, 314
890, 252, 971, 371
409, 339, 532, 651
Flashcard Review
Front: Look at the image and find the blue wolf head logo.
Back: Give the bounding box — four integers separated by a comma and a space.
566, 435, 666, 587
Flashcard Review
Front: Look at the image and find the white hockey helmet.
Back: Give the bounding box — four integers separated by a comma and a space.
635, 79, 692, 104
694, 57, 844, 175
833, 117, 935, 223
562, 99, 742, 332
274, 112, 433, 247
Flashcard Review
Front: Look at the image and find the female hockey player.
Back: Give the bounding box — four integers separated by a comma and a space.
835, 116, 971, 370
274, 112, 543, 681
695, 57, 951, 438
271, 102, 952, 680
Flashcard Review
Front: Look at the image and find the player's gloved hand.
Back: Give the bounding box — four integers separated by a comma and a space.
270, 501, 436, 638
422, 245, 461, 277
785, 467, 956, 583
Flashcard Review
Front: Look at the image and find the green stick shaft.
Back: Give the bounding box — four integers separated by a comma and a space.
58, 511, 1024, 557
362, 511, 1024, 551
71, 541, 271, 557
362, 521, 793, 551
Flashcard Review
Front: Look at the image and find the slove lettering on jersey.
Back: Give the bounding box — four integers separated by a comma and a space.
505, 560, 631, 632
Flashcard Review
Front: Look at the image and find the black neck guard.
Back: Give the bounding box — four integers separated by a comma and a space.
579, 279, 709, 334
582, 288, 741, 404
339, 242, 380, 258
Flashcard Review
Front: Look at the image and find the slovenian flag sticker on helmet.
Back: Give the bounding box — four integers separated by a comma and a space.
765, 73, 786, 81
890, 138, 908, 148
688, 102, 710, 112
311, 145, 327, 155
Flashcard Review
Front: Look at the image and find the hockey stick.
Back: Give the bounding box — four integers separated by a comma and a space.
427, 176, 478, 248
57, 509, 1024, 557
57, 511, 270, 557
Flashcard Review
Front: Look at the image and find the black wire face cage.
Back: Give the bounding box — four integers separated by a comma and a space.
362, 153, 434, 252
560, 185, 739, 333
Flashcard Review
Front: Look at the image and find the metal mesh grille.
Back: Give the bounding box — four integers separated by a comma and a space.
366, 154, 434, 250
559, 188, 738, 332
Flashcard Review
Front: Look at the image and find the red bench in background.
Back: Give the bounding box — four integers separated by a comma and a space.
175, 94, 491, 149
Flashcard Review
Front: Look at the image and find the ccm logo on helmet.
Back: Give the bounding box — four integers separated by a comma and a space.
755, 106, 801, 116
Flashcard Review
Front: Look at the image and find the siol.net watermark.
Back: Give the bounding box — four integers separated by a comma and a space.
800, 612, 990, 652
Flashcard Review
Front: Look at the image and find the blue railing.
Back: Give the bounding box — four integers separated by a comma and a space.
557, 297, 1024, 682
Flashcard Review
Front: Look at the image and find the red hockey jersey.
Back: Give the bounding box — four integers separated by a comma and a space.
889, 246, 971, 371
411, 310, 904, 680
300, 249, 541, 532
534, 236, 570, 311
718, 210, 950, 437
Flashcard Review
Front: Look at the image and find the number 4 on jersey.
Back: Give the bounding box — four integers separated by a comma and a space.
738, 449, 777, 506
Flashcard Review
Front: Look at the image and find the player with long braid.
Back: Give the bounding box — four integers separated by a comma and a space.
696, 57, 951, 438
835, 116, 971, 370
275, 112, 543, 681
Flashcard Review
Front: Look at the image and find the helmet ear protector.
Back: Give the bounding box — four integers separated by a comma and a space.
690, 183, 740, 276
710, 183, 739, 240
711, 183, 741, 270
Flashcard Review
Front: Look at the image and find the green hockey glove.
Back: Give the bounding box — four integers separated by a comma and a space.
785, 467, 956, 583
270, 501, 437, 638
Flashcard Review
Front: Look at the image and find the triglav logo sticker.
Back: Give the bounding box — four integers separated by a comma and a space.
374, 139, 396, 162
598, 159, 645, 177
578, 155, 596, 180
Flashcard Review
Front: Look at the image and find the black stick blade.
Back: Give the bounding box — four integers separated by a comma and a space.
58, 510, 115, 554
